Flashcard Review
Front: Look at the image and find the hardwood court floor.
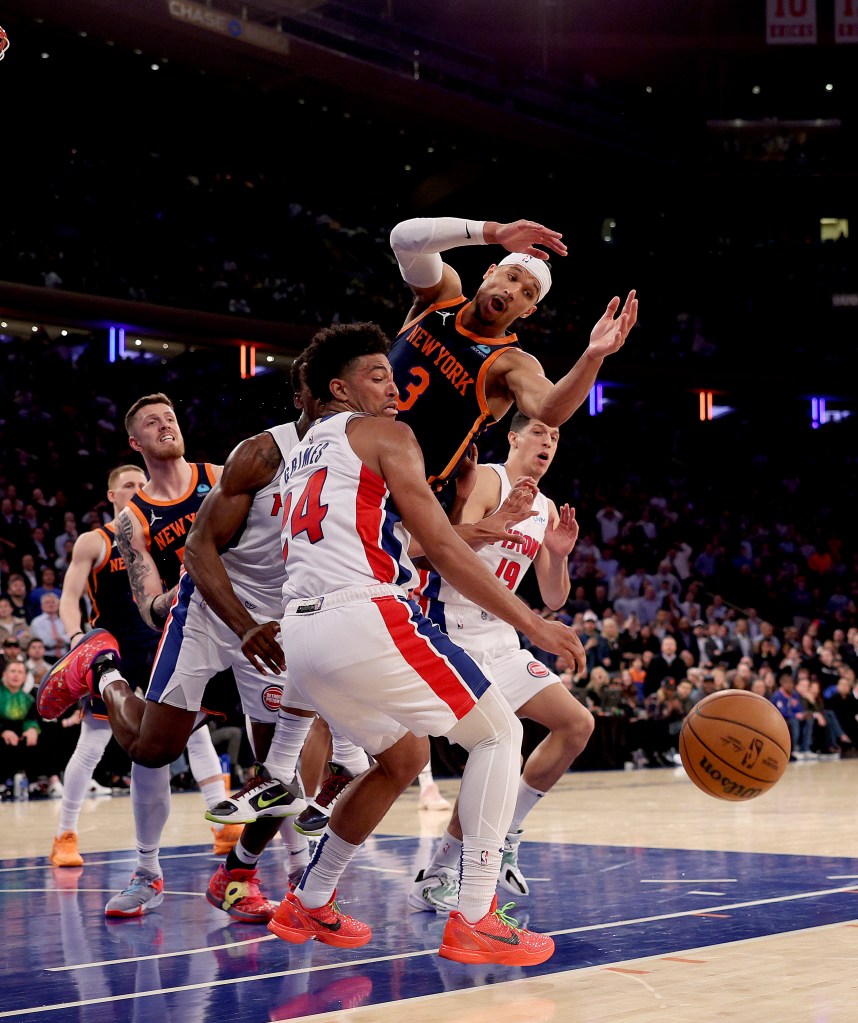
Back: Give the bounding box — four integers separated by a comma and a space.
1, 759, 856, 1022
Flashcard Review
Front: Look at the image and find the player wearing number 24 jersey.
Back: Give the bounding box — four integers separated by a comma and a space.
267, 322, 586, 966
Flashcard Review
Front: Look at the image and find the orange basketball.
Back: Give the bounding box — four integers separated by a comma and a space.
679, 689, 791, 801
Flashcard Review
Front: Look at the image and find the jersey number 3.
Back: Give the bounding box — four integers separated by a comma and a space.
281, 468, 329, 561
397, 366, 430, 412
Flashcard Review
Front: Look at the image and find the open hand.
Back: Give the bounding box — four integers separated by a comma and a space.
588, 290, 638, 360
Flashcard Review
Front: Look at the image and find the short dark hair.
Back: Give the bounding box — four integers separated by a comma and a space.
302, 322, 391, 403
124, 393, 175, 435
509, 411, 532, 434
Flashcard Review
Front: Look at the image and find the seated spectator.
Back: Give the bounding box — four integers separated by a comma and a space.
24, 638, 51, 691
799, 677, 844, 756
0, 597, 30, 648
26, 566, 63, 620
771, 670, 813, 760
0, 660, 41, 798
644, 635, 683, 697
2, 574, 31, 623
824, 674, 858, 755
28, 593, 69, 662
594, 616, 624, 675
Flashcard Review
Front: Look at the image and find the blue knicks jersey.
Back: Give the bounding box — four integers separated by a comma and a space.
127, 462, 218, 589
390, 297, 521, 488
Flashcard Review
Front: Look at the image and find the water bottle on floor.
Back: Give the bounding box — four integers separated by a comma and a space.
13, 772, 28, 801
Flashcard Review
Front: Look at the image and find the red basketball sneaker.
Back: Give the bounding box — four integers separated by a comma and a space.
267, 890, 371, 948
206, 864, 278, 924
36, 629, 120, 720
439, 896, 555, 966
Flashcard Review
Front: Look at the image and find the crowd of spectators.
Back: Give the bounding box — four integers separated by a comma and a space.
3, 314, 858, 794
2, 29, 857, 790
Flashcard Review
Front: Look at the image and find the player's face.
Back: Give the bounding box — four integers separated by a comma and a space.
108, 471, 147, 513
474, 263, 540, 327
509, 420, 559, 478
129, 404, 186, 462
340, 355, 400, 417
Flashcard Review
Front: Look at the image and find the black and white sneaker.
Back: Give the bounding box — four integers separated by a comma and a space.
205, 766, 306, 824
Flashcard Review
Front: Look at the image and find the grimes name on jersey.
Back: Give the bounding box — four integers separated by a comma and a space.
282, 441, 330, 487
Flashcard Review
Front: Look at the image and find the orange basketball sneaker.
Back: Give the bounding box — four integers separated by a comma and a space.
439, 896, 555, 966
267, 889, 372, 948
37, 629, 120, 720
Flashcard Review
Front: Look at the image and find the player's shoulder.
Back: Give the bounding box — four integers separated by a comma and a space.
72, 527, 109, 560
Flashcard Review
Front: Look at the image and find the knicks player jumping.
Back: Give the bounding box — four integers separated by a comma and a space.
388, 214, 637, 496
411, 414, 594, 912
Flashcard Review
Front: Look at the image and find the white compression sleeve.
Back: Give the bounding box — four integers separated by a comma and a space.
389, 216, 487, 288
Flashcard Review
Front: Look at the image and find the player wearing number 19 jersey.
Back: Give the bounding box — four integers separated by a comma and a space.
411, 415, 595, 912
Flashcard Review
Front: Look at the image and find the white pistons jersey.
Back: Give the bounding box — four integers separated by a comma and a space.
429, 463, 550, 608
280, 412, 418, 600
220, 421, 299, 616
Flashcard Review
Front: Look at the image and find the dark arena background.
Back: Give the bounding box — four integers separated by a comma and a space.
1, 3, 857, 1021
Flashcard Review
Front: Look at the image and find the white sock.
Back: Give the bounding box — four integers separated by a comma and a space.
200, 779, 228, 825
416, 760, 435, 790
295, 826, 360, 909
97, 669, 124, 697
329, 732, 371, 778
508, 776, 545, 835
231, 838, 259, 869
428, 830, 463, 873
459, 840, 502, 923
265, 711, 314, 782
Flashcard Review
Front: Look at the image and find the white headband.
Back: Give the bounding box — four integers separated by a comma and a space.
497, 252, 552, 302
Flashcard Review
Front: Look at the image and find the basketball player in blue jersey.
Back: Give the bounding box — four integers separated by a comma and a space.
411, 414, 596, 911
389, 214, 637, 496
50, 464, 151, 869
39, 393, 238, 917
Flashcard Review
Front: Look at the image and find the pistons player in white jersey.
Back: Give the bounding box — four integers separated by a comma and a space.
264, 321, 586, 968
411, 413, 595, 912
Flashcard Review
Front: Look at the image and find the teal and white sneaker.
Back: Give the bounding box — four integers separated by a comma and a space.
408, 867, 459, 913
498, 829, 529, 896
104, 867, 165, 918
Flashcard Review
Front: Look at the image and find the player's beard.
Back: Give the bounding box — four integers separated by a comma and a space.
147, 438, 186, 461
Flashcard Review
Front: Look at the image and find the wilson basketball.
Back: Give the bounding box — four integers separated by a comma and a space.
679, 690, 791, 801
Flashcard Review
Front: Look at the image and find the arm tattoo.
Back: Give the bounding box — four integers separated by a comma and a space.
115, 511, 163, 631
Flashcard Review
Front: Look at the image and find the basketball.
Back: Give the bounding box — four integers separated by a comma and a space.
679, 690, 791, 801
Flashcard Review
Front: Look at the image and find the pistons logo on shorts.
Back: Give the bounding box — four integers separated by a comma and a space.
262, 685, 283, 712
527, 661, 550, 678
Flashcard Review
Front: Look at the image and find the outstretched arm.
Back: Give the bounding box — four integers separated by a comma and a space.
183, 433, 286, 674
502, 290, 638, 425
355, 419, 586, 671
390, 216, 567, 320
